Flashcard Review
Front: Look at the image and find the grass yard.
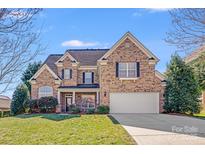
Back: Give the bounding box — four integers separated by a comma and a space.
193, 108, 205, 119
0, 114, 135, 145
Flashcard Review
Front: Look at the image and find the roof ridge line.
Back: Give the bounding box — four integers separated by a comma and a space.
49, 54, 64, 56
66, 48, 109, 52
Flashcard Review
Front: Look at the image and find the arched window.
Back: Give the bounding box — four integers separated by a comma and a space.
38, 86, 53, 98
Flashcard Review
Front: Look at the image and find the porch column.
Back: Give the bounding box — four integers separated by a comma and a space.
57, 90, 61, 113
96, 92, 99, 105
73, 91, 75, 104
57, 91, 61, 104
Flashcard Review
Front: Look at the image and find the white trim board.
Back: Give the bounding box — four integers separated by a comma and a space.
78, 66, 97, 70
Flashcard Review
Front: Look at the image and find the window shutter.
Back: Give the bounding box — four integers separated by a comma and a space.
136, 62, 140, 77
62, 69, 64, 79
70, 69, 72, 79
92, 72, 94, 83
83, 72, 85, 83
116, 62, 119, 77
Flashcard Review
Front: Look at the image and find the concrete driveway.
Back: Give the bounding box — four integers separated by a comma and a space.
111, 114, 205, 145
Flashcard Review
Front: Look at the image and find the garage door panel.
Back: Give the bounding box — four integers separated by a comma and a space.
110, 92, 159, 113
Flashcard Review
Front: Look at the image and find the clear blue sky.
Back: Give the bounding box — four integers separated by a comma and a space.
4, 8, 182, 98
36, 8, 178, 71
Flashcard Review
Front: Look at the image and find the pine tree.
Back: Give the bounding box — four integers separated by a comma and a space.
189, 52, 205, 91
11, 84, 29, 115
164, 54, 201, 114
21, 61, 41, 96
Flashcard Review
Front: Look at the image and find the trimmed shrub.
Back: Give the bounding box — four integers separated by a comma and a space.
0, 111, 10, 118
86, 108, 95, 114
3, 111, 10, 117
69, 104, 75, 109
71, 107, 80, 114
38, 96, 58, 113
28, 99, 39, 113
97, 105, 109, 114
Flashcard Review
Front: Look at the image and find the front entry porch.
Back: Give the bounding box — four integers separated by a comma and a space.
57, 87, 100, 113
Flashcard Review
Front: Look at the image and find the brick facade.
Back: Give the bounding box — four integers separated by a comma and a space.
31, 69, 60, 99
30, 33, 165, 113
57, 57, 78, 86
77, 69, 99, 84
99, 38, 165, 112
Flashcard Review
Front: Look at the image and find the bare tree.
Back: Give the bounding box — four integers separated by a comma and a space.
165, 9, 205, 54
0, 8, 43, 94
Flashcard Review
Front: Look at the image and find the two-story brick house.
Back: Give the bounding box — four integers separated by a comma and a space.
30, 32, 166, 113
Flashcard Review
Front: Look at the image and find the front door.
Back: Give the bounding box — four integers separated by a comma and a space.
65, 97, 72, 112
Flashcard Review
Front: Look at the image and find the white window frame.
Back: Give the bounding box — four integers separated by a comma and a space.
64, 69, 71, 79
119, 62, 136, 78
84, 72, 92, 84
38, 86, 53, 98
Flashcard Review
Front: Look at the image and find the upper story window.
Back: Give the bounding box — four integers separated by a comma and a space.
38, 86, 53, 98
118, 62, 140, 78
85, 72, 92, 84
64, 69, 71, 79
62, 69, 72, 79
83, 72, 94, 84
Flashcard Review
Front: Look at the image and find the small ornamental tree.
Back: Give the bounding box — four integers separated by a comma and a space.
164, 54, 201, 114
38, 96, 58, 113
11, 84, 29, 115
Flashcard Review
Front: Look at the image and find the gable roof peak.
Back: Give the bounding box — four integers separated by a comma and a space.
99, 31, 159, 62
55, 51, 77, 64
29, 64, 61, 81
125, 31, 132, 35
124, 31, 138, 37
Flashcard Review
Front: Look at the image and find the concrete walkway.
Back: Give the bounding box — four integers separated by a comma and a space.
111, 114, 205, 145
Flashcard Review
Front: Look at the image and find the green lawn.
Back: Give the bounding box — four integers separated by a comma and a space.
193, 113, 205, 119
193, 108, 205, 119
0, 114, 135, 145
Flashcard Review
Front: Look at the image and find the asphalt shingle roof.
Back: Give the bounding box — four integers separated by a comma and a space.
44, 49, 108, 75
59, 84, 99, 89
44, 54, 63, 75
67, 49, 108, 66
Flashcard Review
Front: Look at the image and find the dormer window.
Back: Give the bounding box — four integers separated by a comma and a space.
62, 69, 72, 79
64, 69, 70, 79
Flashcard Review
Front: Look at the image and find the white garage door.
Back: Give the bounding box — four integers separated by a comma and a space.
110, 92, 159, 113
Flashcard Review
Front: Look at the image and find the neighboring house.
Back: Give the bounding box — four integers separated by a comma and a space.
0, 95, 11, 111
184, 45, 205, 63
30, 32, 166, 113
185, 45, 205, 109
